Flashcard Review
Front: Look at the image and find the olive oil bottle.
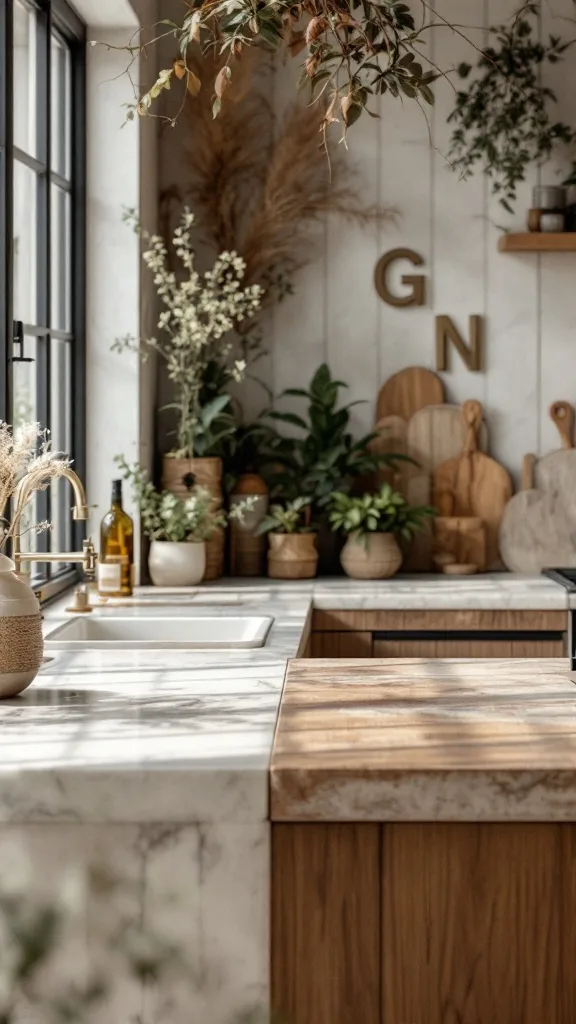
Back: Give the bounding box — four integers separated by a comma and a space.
98, 480, 134, 597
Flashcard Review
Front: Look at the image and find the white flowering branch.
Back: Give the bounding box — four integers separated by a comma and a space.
114, 209, 262, 459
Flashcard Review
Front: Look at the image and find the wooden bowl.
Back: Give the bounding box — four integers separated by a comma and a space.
442, 563, 478, 576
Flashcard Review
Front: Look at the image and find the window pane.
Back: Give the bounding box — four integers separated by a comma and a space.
12, 335, 39, 556
51, 35, 71, 179
13, 1, 37, 158
50, 339, 72, 566
50, 185, 71, 331
13, 160, 38, 324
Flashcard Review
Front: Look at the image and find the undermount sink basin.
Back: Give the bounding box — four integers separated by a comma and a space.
45, 615, 274, 650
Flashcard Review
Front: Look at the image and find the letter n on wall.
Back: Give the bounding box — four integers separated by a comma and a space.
435, 315, 484, 372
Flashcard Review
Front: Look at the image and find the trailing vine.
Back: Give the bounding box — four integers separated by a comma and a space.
447, 4, 576, 211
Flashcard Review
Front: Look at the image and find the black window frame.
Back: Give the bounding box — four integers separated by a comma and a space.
0, 0, 86, 602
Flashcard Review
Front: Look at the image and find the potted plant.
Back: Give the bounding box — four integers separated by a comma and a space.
0, 422, 70, 696
264, 363, 411, 573
254, 497, 317, 580
118, 459, 252, 587
114, 211, 262, 579
328, 484, 435, 580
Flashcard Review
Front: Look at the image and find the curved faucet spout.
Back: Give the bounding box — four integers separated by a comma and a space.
12, 467, 95, 577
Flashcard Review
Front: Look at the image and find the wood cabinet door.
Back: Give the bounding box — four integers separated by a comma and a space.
311, 631, 373, 657
373, 637, 565, 658
272, 824, 381, 1024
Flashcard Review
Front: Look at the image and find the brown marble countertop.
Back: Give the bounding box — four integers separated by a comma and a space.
270, 658, 576, 822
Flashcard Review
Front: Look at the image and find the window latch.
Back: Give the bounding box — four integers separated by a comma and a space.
10, 321, 34, 364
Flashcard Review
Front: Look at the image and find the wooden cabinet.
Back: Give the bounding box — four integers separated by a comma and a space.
272, 822, 576, 1024
309, 609, 567, 659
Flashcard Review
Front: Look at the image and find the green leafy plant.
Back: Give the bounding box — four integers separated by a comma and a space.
264, 363, 410, 513
328, 483, 435, 543
116, 4, 442, 136
117, 458, 252, 542
255, 496, 313, 536
448, 5, 576, 211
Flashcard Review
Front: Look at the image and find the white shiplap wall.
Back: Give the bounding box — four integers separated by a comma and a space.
159, 0, 576, 481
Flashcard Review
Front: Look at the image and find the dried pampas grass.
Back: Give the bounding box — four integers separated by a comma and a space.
162, 49, 394, 307
0, 422, 70, 548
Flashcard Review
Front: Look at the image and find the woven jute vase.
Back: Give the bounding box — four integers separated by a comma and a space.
161, 456, 224, 581
0, 553, 43, 698
230, 474, 269, 577
268, 533, 318, 580
340, 531, 402, 580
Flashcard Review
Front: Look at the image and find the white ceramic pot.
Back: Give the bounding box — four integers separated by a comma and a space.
340, 532, 403, 580
148, 541, 206, 587
0, 553, 43, 698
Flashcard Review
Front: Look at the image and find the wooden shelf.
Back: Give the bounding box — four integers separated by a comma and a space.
498, 232, 576, 252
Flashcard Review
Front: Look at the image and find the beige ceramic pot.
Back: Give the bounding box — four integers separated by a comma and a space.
161, 456, 224, 581
268, 533, 318, 580
0, 553, 43, 697
340, 532, 402, 580
148, 541, 206, 588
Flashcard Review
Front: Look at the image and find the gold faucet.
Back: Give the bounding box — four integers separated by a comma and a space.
12, 467, 98, 582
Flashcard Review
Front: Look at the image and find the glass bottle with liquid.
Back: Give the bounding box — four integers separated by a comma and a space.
98, 480, 134, 597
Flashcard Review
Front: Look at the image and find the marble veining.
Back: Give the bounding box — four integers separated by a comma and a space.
271, 658, 576, 822
312, 573, 568, 610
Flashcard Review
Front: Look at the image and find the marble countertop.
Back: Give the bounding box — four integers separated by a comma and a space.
0, 573, 568, 826
271, 657, 576, 822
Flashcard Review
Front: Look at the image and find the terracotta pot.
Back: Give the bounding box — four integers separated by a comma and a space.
148, 541, 206, 587
161, 456, 223, 581
0, 553, 43, 698
340, 532, 402, 580
230, 474, 269, 577
268, 533, 318, 580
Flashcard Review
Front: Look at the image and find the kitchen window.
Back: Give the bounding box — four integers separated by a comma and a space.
0, 0, 86, 599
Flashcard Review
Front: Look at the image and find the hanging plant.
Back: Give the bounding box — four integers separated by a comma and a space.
108, 1, 443, 134
447, 4, 576, 212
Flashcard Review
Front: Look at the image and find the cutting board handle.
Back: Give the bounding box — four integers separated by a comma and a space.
550, 401, 574, 450
461, 400, 483, 455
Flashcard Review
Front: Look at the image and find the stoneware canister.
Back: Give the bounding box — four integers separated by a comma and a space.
340, 532, 403, 580
148, 540, 206, 587
0, 553, 43, 697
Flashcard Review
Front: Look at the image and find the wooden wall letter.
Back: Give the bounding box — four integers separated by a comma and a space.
435, 315, 484, 372
374, 248, 426, 307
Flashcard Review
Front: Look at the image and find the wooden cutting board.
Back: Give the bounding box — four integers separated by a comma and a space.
433, 400, 513, 569
434, 516, 486, 571
376, 367, 444, 423
407, 404, 488, 476
500, 401, 576, 572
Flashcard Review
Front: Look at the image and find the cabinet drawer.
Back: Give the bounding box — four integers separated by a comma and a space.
373, 630, 566, 659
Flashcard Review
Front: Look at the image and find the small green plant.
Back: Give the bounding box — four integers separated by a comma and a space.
117, 458, 252, 542
448, 6, 576, 212
255, 496, 313, 536
265, 364, 410, 513
328, 484, 435, 543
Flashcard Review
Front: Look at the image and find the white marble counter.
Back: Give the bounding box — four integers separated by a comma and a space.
312, 573, 569, 610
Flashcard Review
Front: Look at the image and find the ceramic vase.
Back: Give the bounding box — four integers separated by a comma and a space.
230, 473, 269, 577
148, 541, 206, 588
268, 533, 318, 580
340, 532, 402, 580
0, 553, 43, 697
161, 456, 224, 581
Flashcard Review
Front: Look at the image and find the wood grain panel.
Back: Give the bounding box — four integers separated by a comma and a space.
311, 631, 373, 658
373, 638, 565, 659
313, 609, 567, 632
382, 822, 576, 1024
272, 823, 380, 1024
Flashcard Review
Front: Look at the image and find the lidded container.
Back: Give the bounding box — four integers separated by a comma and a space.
0, 553, 43, 697
532, 185, 567, 211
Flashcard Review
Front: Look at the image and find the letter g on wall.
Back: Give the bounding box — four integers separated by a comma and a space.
374, 248, 426, 307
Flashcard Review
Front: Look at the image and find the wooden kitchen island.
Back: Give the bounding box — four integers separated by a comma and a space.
271, 658, 576, 1024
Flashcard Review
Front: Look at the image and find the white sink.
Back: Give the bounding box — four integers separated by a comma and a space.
45, 615, 274, 650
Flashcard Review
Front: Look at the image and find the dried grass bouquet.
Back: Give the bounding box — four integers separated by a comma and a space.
0, 422, 70, 550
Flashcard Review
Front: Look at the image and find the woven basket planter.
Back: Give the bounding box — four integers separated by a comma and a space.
268, 533, 318, 580
162, 456, 224, 581
0, 554, 43, 698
